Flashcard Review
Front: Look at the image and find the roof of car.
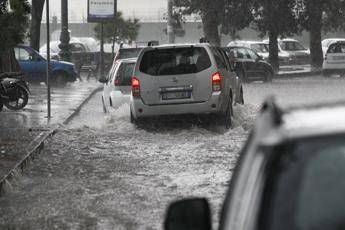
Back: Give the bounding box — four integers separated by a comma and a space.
228, 40, 267, 45
260, 100, 345, 144
147, 43, 211, 49
116, 58, 137, 63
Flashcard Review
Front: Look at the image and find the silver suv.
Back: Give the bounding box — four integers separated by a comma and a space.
130, 43, 244, 129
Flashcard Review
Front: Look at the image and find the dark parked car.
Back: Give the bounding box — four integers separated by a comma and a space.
15, 45, 77, 85
222, 46, 274, 82
164, 98, 345, 230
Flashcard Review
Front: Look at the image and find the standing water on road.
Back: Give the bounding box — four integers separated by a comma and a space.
2, 76, 345, 229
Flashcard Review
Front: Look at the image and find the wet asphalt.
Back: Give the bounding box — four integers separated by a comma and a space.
1, 75, 345, 229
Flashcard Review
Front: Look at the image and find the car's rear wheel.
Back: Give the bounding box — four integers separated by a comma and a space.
264, 70, 273, 83
218, 96, 233, 130
130, 110, 136, 124
102, 96, 107, 113
239, 87, 244, 105
52, 72, 68, 87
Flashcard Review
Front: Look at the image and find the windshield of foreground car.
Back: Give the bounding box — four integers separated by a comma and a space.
139, 47, 211, 76
261, 136, 345, 230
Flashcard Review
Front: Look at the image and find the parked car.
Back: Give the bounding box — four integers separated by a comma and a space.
101, 58, 136, 113
222, 46, 274, 82
321, 38, 345, 56
130, 43, 244, 129
113, 41, 159, 63
227, 40, 270, 60
322, 41, 345, 76
15, 45, 77, 85
164, 98, 345, 230
263, 38, 310, 65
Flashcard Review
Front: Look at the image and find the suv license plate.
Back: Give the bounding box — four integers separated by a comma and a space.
162, 91, 191, 100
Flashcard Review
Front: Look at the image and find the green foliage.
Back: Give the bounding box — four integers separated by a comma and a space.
251, 0, 302, 38
221, 0, 254, 38
0, 0, 30, 53
94, 12, 140, 43
299, 0, 345, 33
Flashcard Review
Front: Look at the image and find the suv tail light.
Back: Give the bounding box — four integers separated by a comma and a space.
212, 72, 222, 92
132, 76, 140, 97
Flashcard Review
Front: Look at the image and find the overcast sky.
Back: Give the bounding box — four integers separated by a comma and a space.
42, 0, 167, 22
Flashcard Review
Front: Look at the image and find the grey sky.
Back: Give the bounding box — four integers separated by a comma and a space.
43, 0, 167, 22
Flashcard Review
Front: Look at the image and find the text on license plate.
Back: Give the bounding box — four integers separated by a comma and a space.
162, 91, 191, 100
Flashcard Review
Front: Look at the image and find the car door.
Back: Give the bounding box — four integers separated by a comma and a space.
246, 48, 268, 78
103, 62, 118, 107
14, 47, 37, 82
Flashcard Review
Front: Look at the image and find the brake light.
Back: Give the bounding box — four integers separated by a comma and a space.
115, 79, 120, 86
132, 76, 140, 97
212, 72, 222, 92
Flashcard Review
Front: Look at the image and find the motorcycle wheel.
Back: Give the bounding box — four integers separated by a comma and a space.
4, 86, 29, 111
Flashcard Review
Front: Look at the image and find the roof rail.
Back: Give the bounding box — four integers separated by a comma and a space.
261, 97, 283, 126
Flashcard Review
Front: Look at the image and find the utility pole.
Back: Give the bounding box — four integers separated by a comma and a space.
167, 0, 175, 44
59, 0, 71, 61
100, 22, 104, 79
46, 0, 51, 119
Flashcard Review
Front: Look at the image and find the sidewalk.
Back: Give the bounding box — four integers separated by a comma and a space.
0, 78, 102, 193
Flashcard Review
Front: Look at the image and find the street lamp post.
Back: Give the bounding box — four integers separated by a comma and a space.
59, 0, 71, 61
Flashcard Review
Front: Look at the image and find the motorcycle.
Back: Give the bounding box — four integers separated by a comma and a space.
0, 72, 30, 111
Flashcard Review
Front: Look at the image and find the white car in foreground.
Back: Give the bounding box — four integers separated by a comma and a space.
323, 41, 345, 76
101, 58, 136, 112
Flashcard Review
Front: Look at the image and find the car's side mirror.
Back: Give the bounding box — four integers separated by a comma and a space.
98, 76, 108, 83
257, 55, 263, 61
164, 198, 212, 230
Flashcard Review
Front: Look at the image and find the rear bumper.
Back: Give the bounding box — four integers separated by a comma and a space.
130, 93, 221, 119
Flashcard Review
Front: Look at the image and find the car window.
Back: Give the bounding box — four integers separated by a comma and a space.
250, 44, 269, 53
71, 43, 84, 53
259, 137, 345, 230
139, 47, 211, 76
14, 47, 31, 61
115, 62, 135, 86
327, 43, 345, 54
246, 49, 259, 60
211, 47, 228, 70
119, 48, 143, 59
108, 62, 118, 81
237, 48, 251, 59
279, 41, 306, 51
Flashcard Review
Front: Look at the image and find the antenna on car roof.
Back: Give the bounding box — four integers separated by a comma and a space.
261, 96, 283, 126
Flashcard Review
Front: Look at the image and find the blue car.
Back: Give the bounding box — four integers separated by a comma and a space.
14, 45, 78, 85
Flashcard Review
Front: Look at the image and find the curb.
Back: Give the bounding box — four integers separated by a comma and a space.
277, 70, 322, 78
0, 86, 103, 195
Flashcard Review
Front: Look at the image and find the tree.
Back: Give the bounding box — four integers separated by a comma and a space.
0, 0, 30, 73
251, 0, 302, 71
221, 0, 254, 39
29, 0, 45, 51
94, 12, 140, 44
300, 0, 345, 69
173, 0, 223, 46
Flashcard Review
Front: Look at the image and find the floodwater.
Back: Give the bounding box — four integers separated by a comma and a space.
1, 75, 345, 229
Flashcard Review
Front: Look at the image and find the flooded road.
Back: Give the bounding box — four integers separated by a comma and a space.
1, 76, 345, 229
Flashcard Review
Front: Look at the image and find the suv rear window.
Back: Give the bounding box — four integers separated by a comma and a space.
327, 43, 345, 53
139, 47, 211, 76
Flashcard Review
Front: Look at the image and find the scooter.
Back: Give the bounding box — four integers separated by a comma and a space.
0, 72, 30, 111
